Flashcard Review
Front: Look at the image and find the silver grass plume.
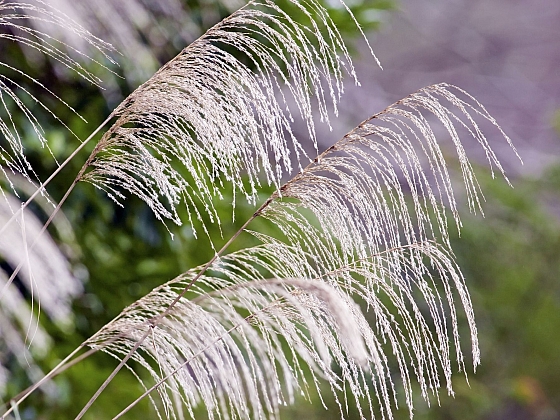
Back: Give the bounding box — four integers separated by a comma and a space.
0, 2, 96, 388
0, 176, 82, 396
79, 0, 375, 237
86, 84, 517, 419
0, 0, 115, 192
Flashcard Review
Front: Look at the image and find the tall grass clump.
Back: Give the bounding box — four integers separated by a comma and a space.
0, 0, 519, 418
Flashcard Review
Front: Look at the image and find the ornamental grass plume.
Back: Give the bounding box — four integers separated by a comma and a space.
0, 0, 519, 418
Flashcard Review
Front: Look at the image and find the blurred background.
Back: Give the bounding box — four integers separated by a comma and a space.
0, 0, 559, 418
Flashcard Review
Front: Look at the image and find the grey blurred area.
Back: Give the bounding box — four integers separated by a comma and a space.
323, 0, 560, 177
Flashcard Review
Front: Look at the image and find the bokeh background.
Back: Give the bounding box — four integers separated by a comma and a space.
1, 0, 559, 418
